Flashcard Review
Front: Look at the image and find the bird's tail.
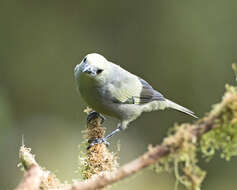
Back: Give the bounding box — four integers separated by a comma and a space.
165, 99, 198, 119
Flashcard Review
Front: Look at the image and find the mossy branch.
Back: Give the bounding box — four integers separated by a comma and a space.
14, 146, 43, 190
15, 160, 42, 190
14, 66, 237, 190
16, 146, 68, 190
78, 109, 119, 184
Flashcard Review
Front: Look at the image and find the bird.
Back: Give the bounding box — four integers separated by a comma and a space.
74, 53, 197, 147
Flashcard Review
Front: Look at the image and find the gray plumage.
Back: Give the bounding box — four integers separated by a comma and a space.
74, 53, 197, 145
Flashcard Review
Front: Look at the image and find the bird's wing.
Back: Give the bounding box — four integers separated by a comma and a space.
109, 70, 165, 105
136, 78, 165, 104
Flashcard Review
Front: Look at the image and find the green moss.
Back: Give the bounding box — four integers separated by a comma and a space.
201, 85, 237, 161
152, 83, 237, 190
77, 139, 90, 180
152, 124, 206, 190
77, 112, 119, 181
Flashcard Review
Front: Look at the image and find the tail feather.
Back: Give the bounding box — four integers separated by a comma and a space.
165, 99, 198, 119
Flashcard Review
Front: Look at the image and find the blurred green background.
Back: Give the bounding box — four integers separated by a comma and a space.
0, 0, 236, 189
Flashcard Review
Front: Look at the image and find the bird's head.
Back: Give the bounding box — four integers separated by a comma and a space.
74, 53, 109, 81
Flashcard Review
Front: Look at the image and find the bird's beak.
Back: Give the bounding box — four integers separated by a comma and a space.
82, 64, 97, 76
74, 64, 80, 73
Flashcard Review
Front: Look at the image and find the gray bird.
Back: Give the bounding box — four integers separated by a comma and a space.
74, 53, 197, 147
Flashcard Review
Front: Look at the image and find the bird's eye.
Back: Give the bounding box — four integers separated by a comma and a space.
83, 57, 87, 63
96, 69, 104, 74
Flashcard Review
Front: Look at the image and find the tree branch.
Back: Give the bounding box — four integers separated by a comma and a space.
72, 145, 170, 190
15, 146, 67, 190
14, 82, 237, 190
15, 165, 43, 190
14, 146, 43, 190
71, 122, 214, 190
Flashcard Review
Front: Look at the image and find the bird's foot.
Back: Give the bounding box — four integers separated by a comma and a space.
87, 111, 105, 124
87, 138, 110, 149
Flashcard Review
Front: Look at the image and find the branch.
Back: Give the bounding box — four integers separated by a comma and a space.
14, 81, 237, 190
15, 165, 43, 190
72, 145, 170, 190
78, 109, 119, 180
15, 146, 68, 190
71, 125, 211, 190
14, 146, 43, 190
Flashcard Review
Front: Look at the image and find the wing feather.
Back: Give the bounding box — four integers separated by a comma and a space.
108, 67, 164, 105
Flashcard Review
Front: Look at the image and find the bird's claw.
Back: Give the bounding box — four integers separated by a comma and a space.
87, 138, 110, 149
87, 111, 105, 124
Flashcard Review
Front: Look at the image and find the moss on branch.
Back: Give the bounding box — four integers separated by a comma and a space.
17, 145, 67, 190
153, 83, 237, 190
78, 108, 119, 188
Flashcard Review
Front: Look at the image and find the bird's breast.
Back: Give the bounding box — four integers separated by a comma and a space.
77, 73, 117, 117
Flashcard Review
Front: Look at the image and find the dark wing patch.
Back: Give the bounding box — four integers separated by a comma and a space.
135, 78, 165, 104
